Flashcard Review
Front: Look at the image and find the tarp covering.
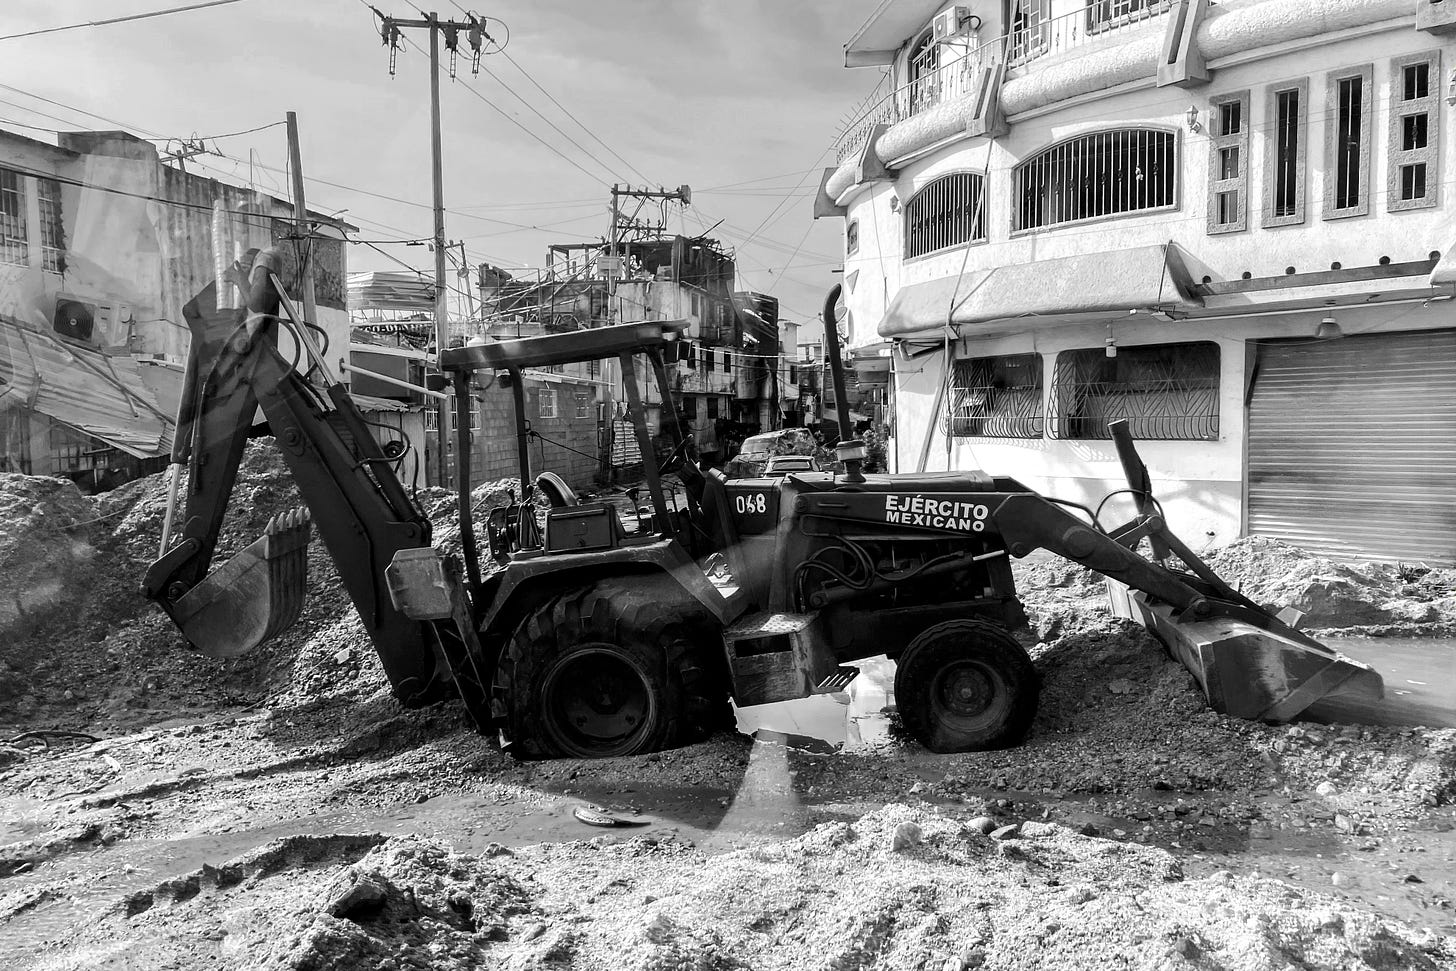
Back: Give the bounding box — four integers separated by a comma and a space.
0, 316, 173, 457
351, 392, 410, 413
347, 271, 436, 312
878, 243, 1198, 339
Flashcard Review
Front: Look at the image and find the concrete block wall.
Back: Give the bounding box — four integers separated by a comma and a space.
450, 378, 599, 492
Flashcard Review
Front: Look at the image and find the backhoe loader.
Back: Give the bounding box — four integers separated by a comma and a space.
142, 247, 1382, 757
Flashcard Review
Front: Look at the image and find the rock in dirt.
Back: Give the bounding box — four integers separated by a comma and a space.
966, 816, 997, 835
889, 820, 923, 851
322, 867, 391, 921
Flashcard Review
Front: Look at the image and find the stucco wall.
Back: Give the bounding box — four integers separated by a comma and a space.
839, 24, 1454, 351
889, 300, 1456, 545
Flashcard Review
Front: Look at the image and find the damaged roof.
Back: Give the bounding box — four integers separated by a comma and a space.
0, 315, 174, 457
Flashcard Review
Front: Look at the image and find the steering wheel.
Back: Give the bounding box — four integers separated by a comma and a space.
659, 436, 693, 474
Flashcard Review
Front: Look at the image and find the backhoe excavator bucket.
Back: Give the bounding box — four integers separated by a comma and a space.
174, 508, 312, 659
1110, 585, 1384, 722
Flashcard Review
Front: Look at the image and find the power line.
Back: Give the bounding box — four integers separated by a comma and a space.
0, 0, 249, 43
446, 0, 657, 186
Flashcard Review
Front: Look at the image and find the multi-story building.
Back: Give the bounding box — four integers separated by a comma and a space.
0, 127, 351, 487
821, 0, 1456, 564
480, 234, 783, 473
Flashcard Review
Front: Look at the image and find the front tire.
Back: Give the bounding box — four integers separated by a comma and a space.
500, 576, 727, 759
894, 619, 1038, 753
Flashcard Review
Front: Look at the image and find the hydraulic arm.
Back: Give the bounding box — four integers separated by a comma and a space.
142, 248, 490, 716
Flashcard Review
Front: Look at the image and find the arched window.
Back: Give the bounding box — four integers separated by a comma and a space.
1012, 128, 1177, 232
904, 172, 986, 259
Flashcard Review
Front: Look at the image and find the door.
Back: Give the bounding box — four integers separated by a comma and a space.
1246, 329, 1456, 564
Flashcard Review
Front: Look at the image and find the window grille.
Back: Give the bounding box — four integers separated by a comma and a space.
846, 219, 859, 255
1263, 79, 1308, 227
1325, 64, 1372, 219
0, 169, 27, 266
906, 31, 941, 115
424, 407, 439, 433
1050, 342, 1219, 441
1207, 90, 1249, 234
538, 388, 556, 418
949, 353, 1044, 439
1388, 51, 1440, 212
1012, 129, 1176, 232
1087, 0, 1170, 33
36, 178, 63, 272
1007, 0, 1051, 63
904, 171, 985, 259
575, 391, 591, 418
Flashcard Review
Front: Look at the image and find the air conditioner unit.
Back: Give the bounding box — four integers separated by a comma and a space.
53, 295, 127, 346
931, 5, 971, 41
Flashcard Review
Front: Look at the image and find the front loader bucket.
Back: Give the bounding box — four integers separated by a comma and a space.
1112, 585, 1383, 722
174, 508, 312, 658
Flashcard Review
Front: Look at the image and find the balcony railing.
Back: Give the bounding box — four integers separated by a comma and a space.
832, 1, 1174, 163
835, 37, 1004, 162
1007, 0, 1172, 65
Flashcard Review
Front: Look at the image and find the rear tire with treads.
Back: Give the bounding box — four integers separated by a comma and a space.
894, 619, 1038, 753
500, 575, 728, 759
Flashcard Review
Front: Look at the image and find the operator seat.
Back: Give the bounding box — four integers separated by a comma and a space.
535, 471, 579, 508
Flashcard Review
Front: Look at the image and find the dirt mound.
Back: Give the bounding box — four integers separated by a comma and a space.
0, 441, 506, 735
1206, 536, 1456, 629
0, 474, 100, 648
45, 805, 1454, 970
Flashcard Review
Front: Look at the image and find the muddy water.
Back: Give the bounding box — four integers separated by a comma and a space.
1308, 636, 1456, 728
5, 643, 1454, 963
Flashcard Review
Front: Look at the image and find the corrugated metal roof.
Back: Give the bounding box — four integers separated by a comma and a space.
347, 271, 436, 312
0, 316, 173, 457
350, 392, 410, 413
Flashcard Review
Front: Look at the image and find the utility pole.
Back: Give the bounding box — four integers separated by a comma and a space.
284, 111, 319, 337
375, 9, 488, 486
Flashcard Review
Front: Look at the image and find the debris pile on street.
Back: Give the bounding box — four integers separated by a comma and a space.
25, 806, 1453, 971
1, 454, 1453, 968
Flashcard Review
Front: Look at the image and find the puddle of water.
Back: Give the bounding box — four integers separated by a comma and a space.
1306, 637, 1456, 728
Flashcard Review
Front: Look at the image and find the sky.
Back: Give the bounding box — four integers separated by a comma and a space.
2, 0, 887, 337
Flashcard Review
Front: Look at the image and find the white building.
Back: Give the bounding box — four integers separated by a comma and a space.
821, 0, 1456, 564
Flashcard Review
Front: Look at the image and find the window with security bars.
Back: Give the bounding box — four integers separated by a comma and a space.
1263, 79, 1308, 228
949, 353, 1044, 439
1325, 64, 1372, 219
1388, 51, 1440, 212
1013, 129, 1176, 232
1050, 342, 1219, 441
903, 172, 985, 259
36, 178, 63, 272
538, 388, 557, 418
575, 391, 591, 419
1087, 0, 1171, 33
1207, 90, 1249, 234
0, 169, 27, 266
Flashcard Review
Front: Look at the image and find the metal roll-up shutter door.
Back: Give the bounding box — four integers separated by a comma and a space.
1247, 329, 1456, 565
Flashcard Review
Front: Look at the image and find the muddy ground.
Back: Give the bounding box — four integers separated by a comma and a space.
1, 447, 1454, 970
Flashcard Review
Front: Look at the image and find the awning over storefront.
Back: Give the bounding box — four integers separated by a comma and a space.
0, 317, 173, 457
878, 243, 1200, 339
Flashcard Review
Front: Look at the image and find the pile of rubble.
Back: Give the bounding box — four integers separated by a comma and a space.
0, 442, 529, 733
40, 806, 1452, 971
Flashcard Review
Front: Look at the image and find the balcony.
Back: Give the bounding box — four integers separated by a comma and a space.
835, 37, 1002, 163
833, 0, 1174, 164
1007, 0, 1173, 66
